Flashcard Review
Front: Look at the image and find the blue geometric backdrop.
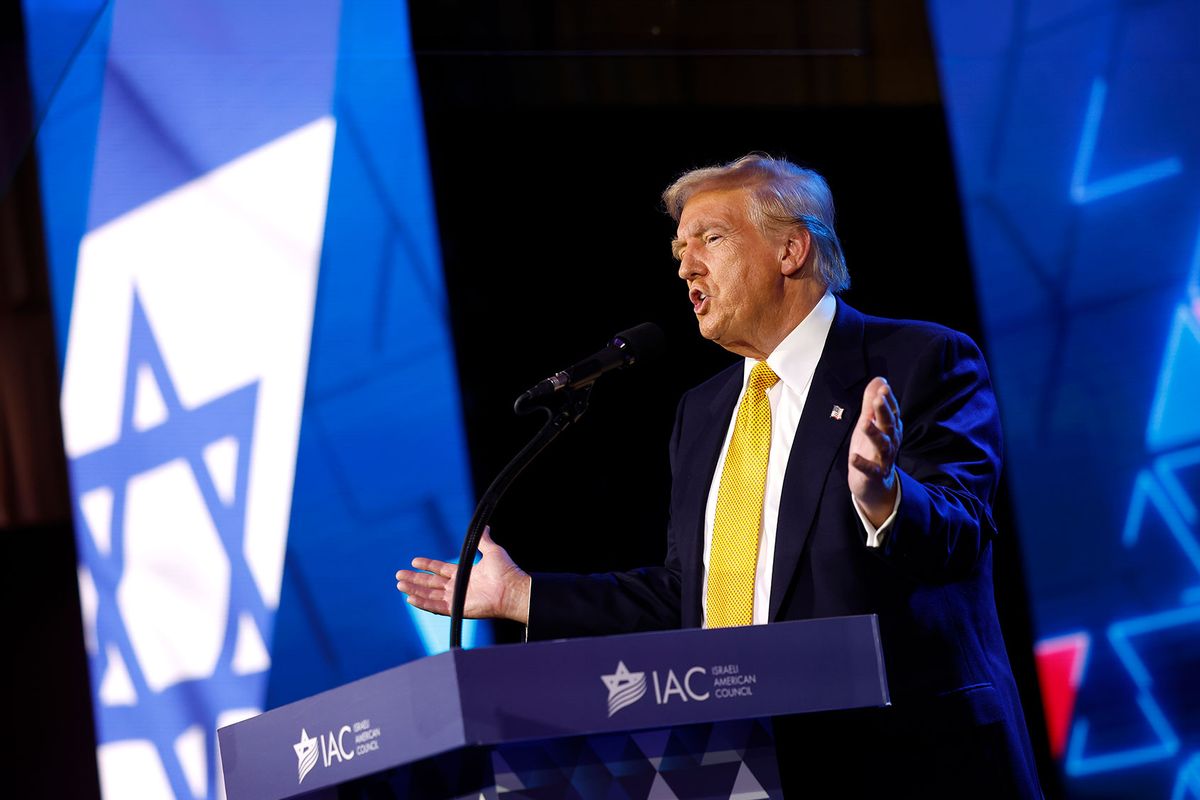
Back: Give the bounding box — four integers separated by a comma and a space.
929, 1, 1200, 796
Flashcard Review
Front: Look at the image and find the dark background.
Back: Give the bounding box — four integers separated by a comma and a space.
1, 0, 1057, 795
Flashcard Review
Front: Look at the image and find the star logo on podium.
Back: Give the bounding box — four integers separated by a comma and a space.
294, 728, 319, 784
601, 661, 647, 717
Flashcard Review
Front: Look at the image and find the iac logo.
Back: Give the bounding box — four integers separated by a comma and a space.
292, 718, 381, 783
601, 661, 711, 717
292, 725, 356, 784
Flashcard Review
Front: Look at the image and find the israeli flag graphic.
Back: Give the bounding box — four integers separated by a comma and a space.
65, 118, 333, 799
26, 0, 480, 796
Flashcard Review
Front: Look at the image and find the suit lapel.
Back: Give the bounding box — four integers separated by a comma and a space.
673, 366, 741, 627
769, 299, 868, 620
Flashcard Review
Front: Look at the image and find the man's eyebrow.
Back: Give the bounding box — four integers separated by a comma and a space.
671, 218, 731, 260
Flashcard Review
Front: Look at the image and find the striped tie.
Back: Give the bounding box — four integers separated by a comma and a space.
706, 361, 779, 628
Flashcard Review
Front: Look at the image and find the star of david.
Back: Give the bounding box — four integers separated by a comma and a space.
71, 291, 268, 799
601, 661, 644, 696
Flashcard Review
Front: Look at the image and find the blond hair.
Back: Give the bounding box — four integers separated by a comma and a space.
663, 153, 849, 292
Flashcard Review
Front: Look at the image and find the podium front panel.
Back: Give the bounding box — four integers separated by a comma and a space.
219, 615, 887, 799
456, 615, 888, 743
219, 652, 466, 799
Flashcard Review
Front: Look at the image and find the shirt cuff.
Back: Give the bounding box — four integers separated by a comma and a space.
522, 579, 532, 642
852, 481, 902, 548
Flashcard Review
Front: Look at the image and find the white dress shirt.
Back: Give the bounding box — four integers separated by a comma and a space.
700, 293, 900, 626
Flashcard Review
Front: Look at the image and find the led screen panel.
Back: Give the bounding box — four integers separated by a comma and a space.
929, 1, 1200, 795
23, 1, 481, 796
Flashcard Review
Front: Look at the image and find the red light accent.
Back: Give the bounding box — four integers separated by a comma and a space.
1034, 633, 1090, 758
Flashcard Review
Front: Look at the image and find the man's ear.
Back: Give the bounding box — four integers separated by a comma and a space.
781, 228, 812, 277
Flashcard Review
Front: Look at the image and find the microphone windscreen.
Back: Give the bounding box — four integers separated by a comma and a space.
612, 322, 666, 365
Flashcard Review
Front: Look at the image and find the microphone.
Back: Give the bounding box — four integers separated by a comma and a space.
514, 322, 665, 412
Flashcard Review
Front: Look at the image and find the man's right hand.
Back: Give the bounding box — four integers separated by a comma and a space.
395, 527, 531, 624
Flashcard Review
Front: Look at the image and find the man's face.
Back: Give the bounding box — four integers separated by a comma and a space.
673, 187, 790, 358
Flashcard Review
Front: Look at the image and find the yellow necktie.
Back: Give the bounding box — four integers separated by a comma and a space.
706, 361, 779, 628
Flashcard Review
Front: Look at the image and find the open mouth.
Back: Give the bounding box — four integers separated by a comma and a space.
690, 288, 709, 314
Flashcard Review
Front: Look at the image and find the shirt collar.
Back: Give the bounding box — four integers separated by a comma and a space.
743, 292, 837, 391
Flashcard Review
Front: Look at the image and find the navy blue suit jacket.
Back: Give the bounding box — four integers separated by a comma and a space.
529, 300, 1040, 795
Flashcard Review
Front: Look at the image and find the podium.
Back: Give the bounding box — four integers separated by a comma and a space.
218, 615, 888, 799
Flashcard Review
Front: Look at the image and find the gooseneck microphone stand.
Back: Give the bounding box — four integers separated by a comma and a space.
447, 385, 593, 649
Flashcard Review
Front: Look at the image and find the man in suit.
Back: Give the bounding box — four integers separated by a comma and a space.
397, 154, 1041, 797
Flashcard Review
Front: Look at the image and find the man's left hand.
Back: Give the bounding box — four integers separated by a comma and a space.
849, 376, 902, 527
